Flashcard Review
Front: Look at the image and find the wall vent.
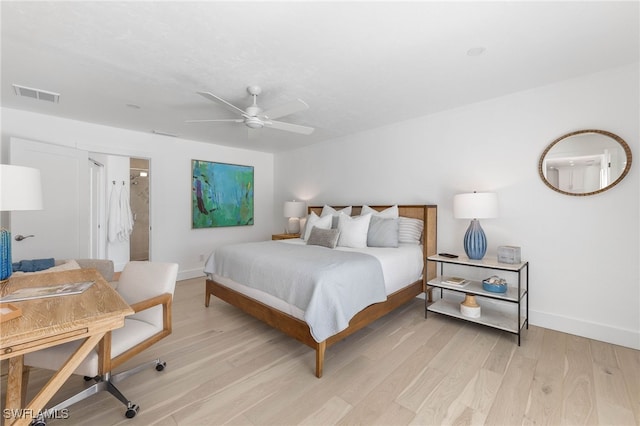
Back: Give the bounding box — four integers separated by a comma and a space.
12, 84, 60, 103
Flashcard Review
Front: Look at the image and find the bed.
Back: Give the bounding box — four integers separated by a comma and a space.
204, 204, 437, 377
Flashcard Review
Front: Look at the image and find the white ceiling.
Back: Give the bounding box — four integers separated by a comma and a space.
2, 1, 638, 153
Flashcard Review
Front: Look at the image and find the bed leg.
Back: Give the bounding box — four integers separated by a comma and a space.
316, 341, 326, 378
205, 281, 211, 307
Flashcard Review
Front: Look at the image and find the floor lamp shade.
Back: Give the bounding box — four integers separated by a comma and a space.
284, 201, 306, 234
0, 165, 44, 281
453, 192, 498, 260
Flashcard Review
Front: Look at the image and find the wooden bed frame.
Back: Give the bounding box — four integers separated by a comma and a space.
205, 204, 437, 377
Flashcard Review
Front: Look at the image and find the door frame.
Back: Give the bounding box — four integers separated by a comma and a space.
88, 158, 106, 259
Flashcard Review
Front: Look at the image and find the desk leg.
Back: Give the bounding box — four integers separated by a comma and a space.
7, 333, 105, 426
6, 356, 24, 411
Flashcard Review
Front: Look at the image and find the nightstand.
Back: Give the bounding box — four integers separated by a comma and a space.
426, 255, 529, 345
272, 233, 300, 240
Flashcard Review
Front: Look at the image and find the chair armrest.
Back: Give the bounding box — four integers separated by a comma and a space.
128, 293, 172, 314
110, 292, 173, 371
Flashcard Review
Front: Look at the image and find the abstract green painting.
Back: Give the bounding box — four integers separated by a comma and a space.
191, 160, 254, 228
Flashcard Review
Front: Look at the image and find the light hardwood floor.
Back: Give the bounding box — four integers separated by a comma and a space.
2, 277, 638, 425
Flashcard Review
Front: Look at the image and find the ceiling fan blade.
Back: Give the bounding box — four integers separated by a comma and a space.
197, 91, 246, 116
265, 120, 314, 135
263, 99, 309, 119
185, 118, 244, 123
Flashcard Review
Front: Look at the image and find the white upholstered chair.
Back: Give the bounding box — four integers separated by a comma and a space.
24, 261, 179, 423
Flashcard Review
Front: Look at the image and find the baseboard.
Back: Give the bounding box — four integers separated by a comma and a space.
115, 264, 204, 282
530, 308, 640, 350
177, 267, 205, 282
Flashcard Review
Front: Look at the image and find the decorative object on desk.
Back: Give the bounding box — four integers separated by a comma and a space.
191, 160, 254, 228
0, 165, 44, 283
453, 191, 498, 260
460, 294, 481, 318
498, 245, 521, 264
284, 200, 306, 234
482, 275, 508, 293
0, 303, 22, 322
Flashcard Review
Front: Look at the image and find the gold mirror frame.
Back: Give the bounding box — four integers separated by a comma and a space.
539, 129, 632, 196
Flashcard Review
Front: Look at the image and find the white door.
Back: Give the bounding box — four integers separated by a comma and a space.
10, 138, 89, 261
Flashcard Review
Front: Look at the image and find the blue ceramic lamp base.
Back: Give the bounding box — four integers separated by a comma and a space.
1, 228, 12, 281
463, 219, 487, 260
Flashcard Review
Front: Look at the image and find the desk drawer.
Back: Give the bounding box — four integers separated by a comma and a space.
1, 328, 89, 359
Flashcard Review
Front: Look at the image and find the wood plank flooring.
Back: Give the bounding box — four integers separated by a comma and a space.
2, 277, 638, 425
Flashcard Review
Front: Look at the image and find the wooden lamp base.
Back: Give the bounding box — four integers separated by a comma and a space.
460, 294, 481, 318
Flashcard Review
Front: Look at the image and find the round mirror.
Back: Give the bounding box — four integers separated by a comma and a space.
539, 129, 632, 196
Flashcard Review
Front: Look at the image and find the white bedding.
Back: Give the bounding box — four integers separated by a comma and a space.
206, 238, 423, 322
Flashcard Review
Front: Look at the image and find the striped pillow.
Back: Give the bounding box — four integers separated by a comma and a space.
398, 217, 423, 244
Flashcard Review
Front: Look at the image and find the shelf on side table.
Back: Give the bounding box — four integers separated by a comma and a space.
428, 277, 526, 302
427, 298, 525, 334
427, 254, 527, 272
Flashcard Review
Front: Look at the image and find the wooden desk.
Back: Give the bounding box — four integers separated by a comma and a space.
0, 269, 133, 425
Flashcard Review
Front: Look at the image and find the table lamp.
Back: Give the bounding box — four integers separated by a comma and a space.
0, 165, 44, 282
453, 192, 498, 260
283, 201, 306, 234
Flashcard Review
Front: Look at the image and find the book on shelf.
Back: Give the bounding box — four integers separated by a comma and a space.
442, 276, 469, 286
0, 281, 95, 303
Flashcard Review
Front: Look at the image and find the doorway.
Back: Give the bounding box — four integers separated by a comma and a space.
129, 158, 150, 261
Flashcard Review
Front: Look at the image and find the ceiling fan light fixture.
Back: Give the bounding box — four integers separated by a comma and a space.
245, 117, 264, 129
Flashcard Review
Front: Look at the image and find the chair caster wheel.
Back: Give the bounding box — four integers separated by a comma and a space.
31, 419, 46, 426
155, 361, 166, 371
83, 375, 97, 381
125, 403, 139, 418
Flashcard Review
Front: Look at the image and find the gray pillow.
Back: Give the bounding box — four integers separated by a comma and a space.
367, 216, 399, 247
306, 227, 340, 249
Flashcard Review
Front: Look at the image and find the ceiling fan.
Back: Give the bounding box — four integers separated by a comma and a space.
186, 85, 314, 136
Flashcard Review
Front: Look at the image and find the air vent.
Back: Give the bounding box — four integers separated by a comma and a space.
12, 84, 60, 103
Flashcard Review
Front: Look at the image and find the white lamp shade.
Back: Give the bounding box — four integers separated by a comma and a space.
0, 165, 44, 211
284, 201, 306, 218
453, 192, 498, 219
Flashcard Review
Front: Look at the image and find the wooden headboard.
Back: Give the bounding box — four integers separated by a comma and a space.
308, 205, 438, 286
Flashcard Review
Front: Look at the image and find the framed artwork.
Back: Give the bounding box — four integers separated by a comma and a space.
191, 160, 254, 228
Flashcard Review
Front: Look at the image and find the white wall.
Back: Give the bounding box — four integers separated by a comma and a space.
1, 110, 274, 280
274, 63, 640, 349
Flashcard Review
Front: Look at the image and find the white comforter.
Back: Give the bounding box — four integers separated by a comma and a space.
205, 240, 388, 342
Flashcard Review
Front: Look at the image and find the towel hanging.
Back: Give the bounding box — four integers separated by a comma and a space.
107, 181, 134, 243
119, 184, 134, 242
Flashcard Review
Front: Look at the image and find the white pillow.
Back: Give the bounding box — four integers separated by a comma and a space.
337, 213, 372, 248
321, 205, 352, 217
398, 217, 424, 244
321, 205, 352, 228
361, 204, 399, 219
303, 212, 333, 241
